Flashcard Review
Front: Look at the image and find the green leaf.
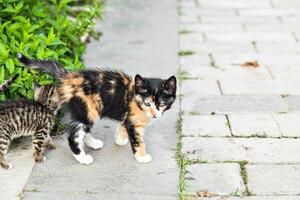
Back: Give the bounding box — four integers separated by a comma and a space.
0, 67, 5, 82
5, 58, 14, 74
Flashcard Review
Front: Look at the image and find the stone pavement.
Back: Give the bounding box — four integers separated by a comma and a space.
179, 0, 300, 199
0, 0, 178, 200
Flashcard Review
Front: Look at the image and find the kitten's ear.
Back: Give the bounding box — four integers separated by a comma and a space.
163, 76, 177, 94
135, 74, 147, 93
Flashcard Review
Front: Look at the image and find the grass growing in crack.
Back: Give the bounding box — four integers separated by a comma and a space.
189, 111, 201, 115
178, 69, 198, 85
179, 30, 192, 35
178, 50, 194, 56
239, 160, 253, 196
176, 111, 186, 200
26, 188, 40, 192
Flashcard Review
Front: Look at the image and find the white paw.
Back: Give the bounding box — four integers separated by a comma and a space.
85, 134, 104, 150
42, 156, 47, 162
114, 133, 129, 146
73, 153, 94, 165
135, 154, 152, 163
7, 163, 14, 170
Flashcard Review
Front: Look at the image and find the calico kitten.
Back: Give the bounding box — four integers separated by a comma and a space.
0, 82, 60, 169
0, 74, 19, 92
17, 53, 177, 165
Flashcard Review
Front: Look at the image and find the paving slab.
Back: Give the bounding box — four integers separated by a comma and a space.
273, 114, 300, 137
181, 80, 221, 96
182, 115, 231, 137
206, 33, 294, 42
180, 54, 211, 66
193, 196, 300, 200
284, 95, 300, 112
0, 137, 35, 200
24, 0, 179, 199
182, 65, 271, 81
196, 0, 272, 8
220, 79, 300, 95
247, 164, 300, 195
229, 114, 281, 137
186, 163, 245, 196
179, 24, 243, 33
24, 193, 177, 200
182, 95, 288, 114
182, 137, 300, 163
179, 42, 255, 54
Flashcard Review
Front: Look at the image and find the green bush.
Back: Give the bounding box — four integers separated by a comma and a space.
0, 0, 101, 100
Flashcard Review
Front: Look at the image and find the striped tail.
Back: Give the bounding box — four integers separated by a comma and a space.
0, 74, 19, 92
17, 53, 67, 78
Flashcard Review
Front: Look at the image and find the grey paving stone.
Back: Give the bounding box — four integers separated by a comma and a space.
0, 137, 35, 200
180, 54, 211, 66
255, 42, 300, 54
239, 8, 300, 16
272, 0, 300, 8
247, 164, 300, 195
267, 64, 300, 81
179, 24, 243, 33
201, 16, 280, 24
193, 196, 300, 200
196, 0, 271, 8
206, 33, 294, 42
220, 79, 300, 95
180, 8, 236, 17
182, 137, 300, 163
181, 95, 288, 114
229, 114, 281, 137
181, 80, 221, 96
182, 115, 231, 137
186, 164, 245, 195
182, 65, 272, 81
273, 114, 300, 137
24, 192, 177, 200
179, 42, 256, 54
284, 95, 300, 112
25, 0, 179, 199
245, 24, 300, 32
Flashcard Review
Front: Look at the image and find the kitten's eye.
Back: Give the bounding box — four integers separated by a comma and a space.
145, 102, 151, 107
160, 104, 166, 107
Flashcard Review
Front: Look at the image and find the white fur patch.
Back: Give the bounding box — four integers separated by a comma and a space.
73, 153, 94, 165
114, 125, 129, 146
135, 154, 152, 163
84, 134, 103, 150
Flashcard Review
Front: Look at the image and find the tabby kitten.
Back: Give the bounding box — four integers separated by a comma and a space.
0, 82, 60, 169
17, 53, 177, 165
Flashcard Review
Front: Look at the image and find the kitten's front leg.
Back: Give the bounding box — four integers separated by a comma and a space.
115, 123, 129, 146
124, 120, 151, 163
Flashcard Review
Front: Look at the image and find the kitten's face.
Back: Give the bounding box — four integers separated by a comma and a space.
134, 75, 177, 119
34, 83, 60, 112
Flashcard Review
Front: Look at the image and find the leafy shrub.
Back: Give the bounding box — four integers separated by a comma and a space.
0, 0, 101, 100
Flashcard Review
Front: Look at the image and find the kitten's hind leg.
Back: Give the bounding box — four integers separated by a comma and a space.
115, 123, 129, 146
68, 123, 94, 165
0, 148, 13, 169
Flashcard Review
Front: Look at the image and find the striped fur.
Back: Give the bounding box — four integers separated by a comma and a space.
0, 84, 60, 169
18, 54, 177, 165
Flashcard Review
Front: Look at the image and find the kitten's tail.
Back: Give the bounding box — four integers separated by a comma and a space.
0, 74, 19, 92
17, 53, 67, 78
